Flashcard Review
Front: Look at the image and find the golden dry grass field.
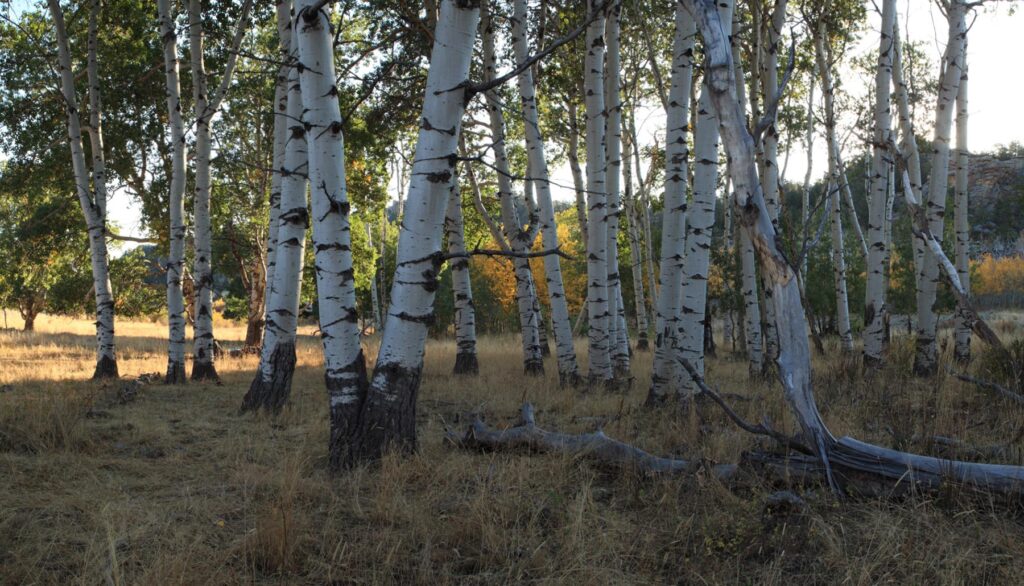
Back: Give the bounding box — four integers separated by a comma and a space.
3, 313, 1024, 584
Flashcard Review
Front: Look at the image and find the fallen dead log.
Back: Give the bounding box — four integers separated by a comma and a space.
446, 403, 738, 481
953, 371, 1024, 407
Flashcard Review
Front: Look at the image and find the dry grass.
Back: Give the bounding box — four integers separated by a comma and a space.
2, 314, 1024, 584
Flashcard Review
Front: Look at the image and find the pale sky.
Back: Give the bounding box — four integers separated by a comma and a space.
88, 0, 1024, 241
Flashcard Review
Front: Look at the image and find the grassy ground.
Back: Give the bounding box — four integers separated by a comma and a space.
2, 314, 1024, 584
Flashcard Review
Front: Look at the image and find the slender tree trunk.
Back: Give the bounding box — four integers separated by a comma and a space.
187, 0, 252, 381
731, 11, 764, 376
815, 24, 854, 352
647, 2, 695, 404
293, 0, 369, 466
891, 19, 925, 288
512, 0, 580, 384
567, 101, 589, 245
953, 43, 971, 363
241, 57, 308, 413
604, 1, 630, 375
262, 0, 293, 345
801, 77, 815, 281
481, 4, 543, 375
366, 223, 383, 330
863, 0, 896, 366
343, 0, 479, 466
758, 0, 786, 231
622, 127, 649, 351
48, 0, 118, 379
446, 177, 478, 375
158, 0, 188, 383
188, 0, 216, 381
914, 0, 967, 377
678, 67, 724, 394
584, 0, 613, 385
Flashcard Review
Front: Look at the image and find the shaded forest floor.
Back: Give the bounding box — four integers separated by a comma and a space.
3, 314, 1024, 584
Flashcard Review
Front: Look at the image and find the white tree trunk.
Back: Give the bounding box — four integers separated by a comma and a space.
512, 0, 580, 384
647, 2, 695, 404
446, 178, 478, 375
158, 0, 189, 383
678, 76, 722, 394
815, 25, 854, 351
294, 0, 368, 465
481, 4, 543, 375
584, 0, 613, 385
730, 12, 764, 376
953, 45, 970, 363
262, 0, 293, 343
187, 0, 252, 380
863, 0, 896, 366
366, 223, 383, 330
622, 127, 649, 351
800, 77, 815, 281
241, 59, 308, 413
914, 0, 967, 376
344, 0, 479, 466
891, 20, 926, 287
604, 1, 630, 375
48, 0, 118, 379
758, 0, 786, 230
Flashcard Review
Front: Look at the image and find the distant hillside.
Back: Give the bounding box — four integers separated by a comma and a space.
965, 153, 1024, 256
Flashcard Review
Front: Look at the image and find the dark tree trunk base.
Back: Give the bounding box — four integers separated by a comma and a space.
240, 342, 296, 413
524, 359, 544, 376
635, 336, 649, 351
165, 360, 187, 385
191, 360, 220, 382
559, 369, 583, 388
328, 350, 370, 470
340, 361, 418, 469
93, 355, 119, 380
453, 352, 479, 375
912, 338, 938, 378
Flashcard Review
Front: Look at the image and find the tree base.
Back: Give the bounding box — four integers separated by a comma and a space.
93, 355, 119, 380
165, 360, 187, 385
558, 369, 583, 388
635, 336, 649, 351
453, 352, 479, 375
523, 359, 544, 376
912, 338, 938, 377
191, 360, 220, 382
338, 360, 418, 469
240, 342, 296, 413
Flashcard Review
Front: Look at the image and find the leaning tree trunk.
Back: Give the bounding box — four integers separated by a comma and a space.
604, 1, 630, 375
953, 43, 971, 363
511, 0, 581, 385
240, 58, 308, 414
481, 3, 543, 376
158, 0, 188, 384
445, 176, 478, 376
678, 72, 723, 395
891, 19, 926, 290
343, 0, 479, 467
815, 26, 854, 352
48, 0, 118, 379
294, 0, 368, 467
863, 0, 896, 367
913, 0, 967, 377
647, 2, 695, 404
584, 0, 613, 385
187, 0, 252, 381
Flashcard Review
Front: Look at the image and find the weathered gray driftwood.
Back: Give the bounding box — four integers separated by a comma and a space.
447, 403, 738, 480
